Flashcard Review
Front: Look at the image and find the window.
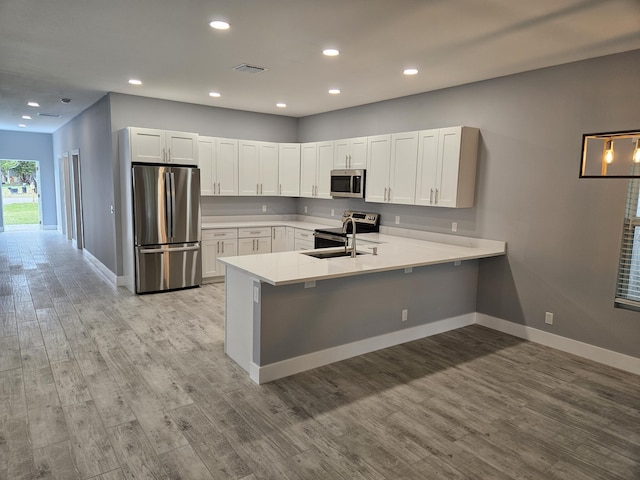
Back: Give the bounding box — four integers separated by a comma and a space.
615, 179, 640, 309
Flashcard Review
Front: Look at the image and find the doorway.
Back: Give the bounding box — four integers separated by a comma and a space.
0, 159, 41, 231
57, 150, 84, 249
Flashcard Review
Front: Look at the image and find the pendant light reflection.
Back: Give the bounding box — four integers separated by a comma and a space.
634, 139, 640, 164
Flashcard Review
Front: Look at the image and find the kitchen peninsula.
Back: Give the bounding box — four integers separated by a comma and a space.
220, 230, 506, 384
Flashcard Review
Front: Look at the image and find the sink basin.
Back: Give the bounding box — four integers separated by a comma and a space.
303, 250, 367, 259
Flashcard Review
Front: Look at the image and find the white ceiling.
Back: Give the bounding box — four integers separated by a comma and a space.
1, 0, 639, 133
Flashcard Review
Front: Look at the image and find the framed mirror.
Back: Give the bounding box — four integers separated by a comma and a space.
580, 130, 640, 178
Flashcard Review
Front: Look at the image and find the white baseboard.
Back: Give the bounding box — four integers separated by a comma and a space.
476, 313, 640, 376
42, 224, 57, 230
82, 249, 117, 286
250, 313, 476, 384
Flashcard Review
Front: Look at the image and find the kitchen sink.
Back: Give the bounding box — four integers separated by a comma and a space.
302, 250, 367, 259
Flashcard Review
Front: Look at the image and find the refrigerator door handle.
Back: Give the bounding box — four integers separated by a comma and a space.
139, 245, 200, 254
164, 171, 172, 240
169, 171, 176, 239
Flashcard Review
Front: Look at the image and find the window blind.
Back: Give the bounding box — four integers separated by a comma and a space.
615, 178, 640, 310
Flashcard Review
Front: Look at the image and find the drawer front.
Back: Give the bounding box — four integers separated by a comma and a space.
294, 229, 314, 241
294, 238, 314, 251
238, 227, 271, 238
202, 229, 237, 241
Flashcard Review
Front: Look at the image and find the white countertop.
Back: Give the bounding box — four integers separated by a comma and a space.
202, 219, 337, 231
219, 229, 506, 286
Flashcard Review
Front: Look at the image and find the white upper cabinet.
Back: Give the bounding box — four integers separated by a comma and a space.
389, 131, 419, 204
365, 134, 391, 203
416, 126, 479, 208
198, 136, 238, 196
366, 133, 418, 205
238, 140, 279, 196
129, 127, 198, 166
278, 143, 300, 197
300, 141, 333, 199
334, 137, 367, 169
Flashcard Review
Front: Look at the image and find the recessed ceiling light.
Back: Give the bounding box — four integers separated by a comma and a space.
128, 79, 142, 85
60, 98, 71, 104
209, 91, 221, 98
328, 89, 341, 95
27, 101, 40, 107
22, 115, 32, 120
403, 68, 419, 75
323, 48, 340, 57
209, 20, 230, 30
276, 103, 287, 108
18, 124, 27, 128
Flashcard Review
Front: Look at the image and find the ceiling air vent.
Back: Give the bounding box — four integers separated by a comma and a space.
38, 112, 62, 118
233, 63, 268, 74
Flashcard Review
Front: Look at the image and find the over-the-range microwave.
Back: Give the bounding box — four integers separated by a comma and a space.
330, 169, 365, 199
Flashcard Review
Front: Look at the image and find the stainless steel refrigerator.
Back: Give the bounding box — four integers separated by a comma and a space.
132, 164, 201, 293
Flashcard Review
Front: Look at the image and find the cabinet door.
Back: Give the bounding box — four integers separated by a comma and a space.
279, 144, 300, 196
216, 138, 238, 196
237, 238, 255, 256
300, 143, 317, 198
271, 227, 288, 253
285, 227, 295, 251
415, 129, 439, 206
217, 239, 237, 273
365, 134, 391, 203
349, 137, 368, 168
436, 127, 463, 208
334, 139, 350, 168
130, 128, 165, 163
389, 132, 418, 205
255, 237, 272, 254
316, 141, 334, 199
202, 240, 219, 277
198, 137, 215, 196
238, 140, 260, 196
166, 131, 198, 166
259, 142, 279, 196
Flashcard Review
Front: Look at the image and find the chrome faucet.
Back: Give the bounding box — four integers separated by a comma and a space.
342, 217, 357, 258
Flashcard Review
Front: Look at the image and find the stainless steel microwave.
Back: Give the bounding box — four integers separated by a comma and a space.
330, 169, 365, 198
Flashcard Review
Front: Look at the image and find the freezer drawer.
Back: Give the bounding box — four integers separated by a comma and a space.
135, 243, 202, 293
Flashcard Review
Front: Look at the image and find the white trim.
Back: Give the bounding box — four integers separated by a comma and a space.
115, 276, 127, 287
250, 313, 475, 384
476, 313, 640, 376
82, 248, 117, 285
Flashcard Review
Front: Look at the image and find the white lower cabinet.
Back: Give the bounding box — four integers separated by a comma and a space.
202, 229, 238, 279
238, 227, 272, 255
294, 229, 314, 250
272, 226, 289, 253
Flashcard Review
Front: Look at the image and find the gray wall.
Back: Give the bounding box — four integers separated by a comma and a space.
298, 49, 640, 358
201, 196, 297, 217
52, 95, 116, 271
0, 130, 56, 229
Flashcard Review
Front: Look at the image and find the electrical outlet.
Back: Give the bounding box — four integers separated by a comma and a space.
331, 209, 335, 216
262, 205, 267, 213
395, 215, 400, 225
304, 280, 316, 288
404, 267, 412, 273
304, 206, 308, 214
402, 309, 408, 321
253, 286, 259, 303
545, 312, 554, 325
454, 260, 461, 266
452, 222, 458, 232
110, 204, 114, 214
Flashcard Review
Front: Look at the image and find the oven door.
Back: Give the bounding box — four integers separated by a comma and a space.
314, 231, 348, 249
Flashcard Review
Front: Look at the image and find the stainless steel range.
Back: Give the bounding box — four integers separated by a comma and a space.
313, 211, 380, 249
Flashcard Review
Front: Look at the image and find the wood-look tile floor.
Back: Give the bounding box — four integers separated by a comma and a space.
0, 231, 639, 479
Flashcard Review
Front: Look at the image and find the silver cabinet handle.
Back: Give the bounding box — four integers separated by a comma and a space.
273, 229, 276, 240
388, 187, 391, 202
213, 181, 217, 195
384, 187, 388, 202
256, 184, 259, 195
349, 154, 352, 167
218, 182, 221, 195
168, 148, 171, 162
216, 242, 220, 254
221, 241, 224, 254
248, 231, 261, 234
435, 188, 439, 205
162, 148, 166, 163
260, 183, 263, 195
279, 184, 282, 195
430, 188, 434, 204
